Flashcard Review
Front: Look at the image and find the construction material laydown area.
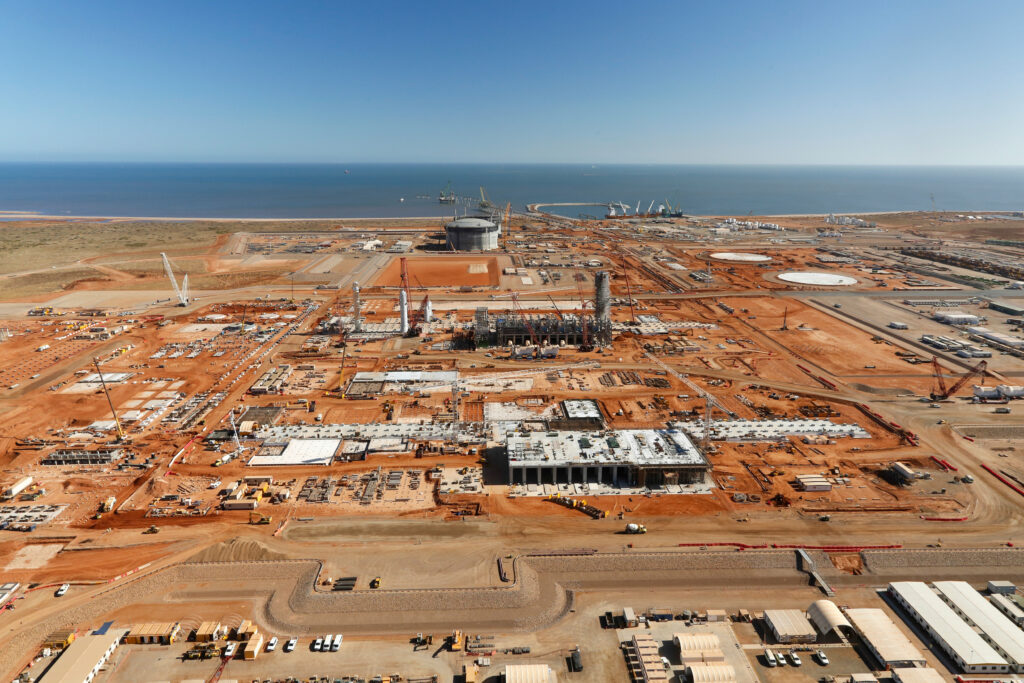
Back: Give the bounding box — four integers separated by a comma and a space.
0, 207, 1023, 682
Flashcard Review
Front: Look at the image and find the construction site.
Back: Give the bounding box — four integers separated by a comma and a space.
1, 206, 1023, 682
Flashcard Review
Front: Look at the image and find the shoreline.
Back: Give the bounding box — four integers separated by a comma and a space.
0, 208, 1007, 222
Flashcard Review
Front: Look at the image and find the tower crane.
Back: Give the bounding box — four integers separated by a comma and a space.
644, 352, 736, 450
930, 357, 988, 401
93, 357, 126, 442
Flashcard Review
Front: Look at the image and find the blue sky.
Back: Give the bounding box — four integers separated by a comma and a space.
1, 0, 1022, 164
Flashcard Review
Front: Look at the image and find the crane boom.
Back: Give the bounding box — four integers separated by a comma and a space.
160, 252, 188, 306
93, 357, 126, 441
931, 357, 988, 401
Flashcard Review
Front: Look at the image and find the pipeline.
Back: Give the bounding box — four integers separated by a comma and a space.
981, 464, 1024, 498
920, 516, 969, 522
930, 456, 949, 471
676, 542, 901, 551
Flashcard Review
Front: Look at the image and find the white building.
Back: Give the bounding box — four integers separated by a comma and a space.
38, 629, 128, 683
933, 581, 1024, 672
845, 608, 927, 669
888, 582, 1008, 674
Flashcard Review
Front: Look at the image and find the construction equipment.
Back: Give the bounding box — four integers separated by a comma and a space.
160, 252, 190, 306
510, 293, 539, 348
618, 254, 637, 323
930, 357, 988, 401
399, 258, 412, 322
143, 525, 159, 534
547, 494, 608, 519
370, 576, 382, 589
448, 630, 464, 651
644, 352, 736, 450
93, 357, 126, 442
573, 264, 594, 351
624, 523, 647, 534
479, 187, 493, 209
249, 512, 272, 525
503, 201, 512, 250
412, 633, 433, 650
547, 295, 564, 320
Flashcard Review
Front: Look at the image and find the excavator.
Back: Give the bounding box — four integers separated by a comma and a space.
249, 512, 272, 525
930, 357, 988, 401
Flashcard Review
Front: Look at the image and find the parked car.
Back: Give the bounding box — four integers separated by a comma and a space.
284, 638, 297, 653
223, 642, 237, 659
815, 650, 829, 666
789, 651, 802, 666
312, 637, 323, 652
266, 636, 278, 652
55, 584, 69, 597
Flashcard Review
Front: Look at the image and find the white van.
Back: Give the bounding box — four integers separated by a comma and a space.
312, 637, 323, 652
331, 634, 343, 651
764, 648, 777, 667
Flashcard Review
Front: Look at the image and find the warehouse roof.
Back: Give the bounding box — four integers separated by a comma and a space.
688, 663, 737, 683
889, 582, 1006, 667
764, 609, 816, 640
845, 608, 926, 665
891, 668, 947, 683
502, 663, 556, 683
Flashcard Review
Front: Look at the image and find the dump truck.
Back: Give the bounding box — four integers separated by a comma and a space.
625, 523, 647, 534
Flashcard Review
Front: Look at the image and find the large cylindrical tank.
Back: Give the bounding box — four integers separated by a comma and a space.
973, 385, 1001, 399
445, 217, 499, 251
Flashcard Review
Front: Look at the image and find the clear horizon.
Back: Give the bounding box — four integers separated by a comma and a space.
2, 1, 1023, 165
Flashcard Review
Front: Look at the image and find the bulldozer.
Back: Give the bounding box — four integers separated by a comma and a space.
143, 524, 159, 534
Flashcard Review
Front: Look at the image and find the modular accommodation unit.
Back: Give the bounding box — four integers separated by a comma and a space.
888, 582, 1008, 674
990, 593, 1024, 627
933, 580, 1024, 672
37, 629, 128, 683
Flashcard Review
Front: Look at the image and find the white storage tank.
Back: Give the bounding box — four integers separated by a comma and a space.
997, 385, 1024, 398
974, 385, 1002, 399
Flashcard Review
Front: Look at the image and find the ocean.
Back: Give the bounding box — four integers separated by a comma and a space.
0, 163, 1021, 219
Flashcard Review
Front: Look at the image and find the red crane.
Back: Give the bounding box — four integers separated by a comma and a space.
618, 253, 637, 324
547, 295, 564, 320
510, 293, 539, 347
930, 356, 988, 401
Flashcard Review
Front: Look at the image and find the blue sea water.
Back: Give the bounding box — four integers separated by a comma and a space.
0, 163, 1021, 219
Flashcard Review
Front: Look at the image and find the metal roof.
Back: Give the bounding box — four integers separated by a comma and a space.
38, 629, 128, 682
889, 582, 1006, 667
933, 581, 1024, 668
764, 609, 816, 639
845, 608, 926, 665
808, 600, 852, 636
502, 663, 556, 683
891, 668, 947, 683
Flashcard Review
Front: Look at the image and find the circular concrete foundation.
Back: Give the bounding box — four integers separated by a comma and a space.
710, 252, 772, 263
778, 271, 857, 286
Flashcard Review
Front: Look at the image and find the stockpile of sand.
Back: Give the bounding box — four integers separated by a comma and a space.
187, 538, 287, 563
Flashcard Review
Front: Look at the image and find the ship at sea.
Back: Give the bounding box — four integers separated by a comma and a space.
438, 181, 456, 204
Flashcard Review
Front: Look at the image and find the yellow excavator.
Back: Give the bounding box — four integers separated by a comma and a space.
249, 512, 272, 525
